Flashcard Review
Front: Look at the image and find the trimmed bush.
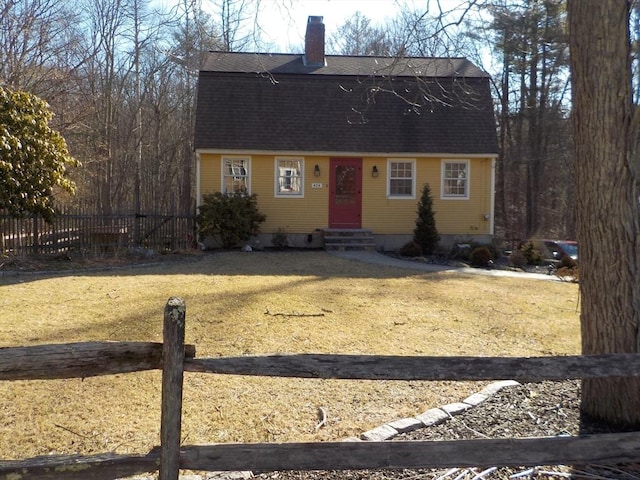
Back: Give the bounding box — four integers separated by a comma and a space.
470, 246, 493, 267
400, 240, 423, 257
197, 192, 266, 249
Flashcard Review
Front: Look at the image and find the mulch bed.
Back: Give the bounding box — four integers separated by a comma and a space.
254, 380, 640, 480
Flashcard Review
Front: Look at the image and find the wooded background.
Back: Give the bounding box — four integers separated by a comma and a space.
3, 0, 639, 244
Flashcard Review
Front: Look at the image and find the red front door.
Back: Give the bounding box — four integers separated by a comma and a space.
328, 158, 362, 228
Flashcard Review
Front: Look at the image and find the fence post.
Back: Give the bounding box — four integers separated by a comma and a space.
159, 297, 186, 480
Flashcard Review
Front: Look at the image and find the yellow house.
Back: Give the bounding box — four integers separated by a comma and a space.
195, 17, 498, 251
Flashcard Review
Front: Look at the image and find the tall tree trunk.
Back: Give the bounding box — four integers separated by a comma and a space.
568, 0, 640, 426
495, 44, 510, 239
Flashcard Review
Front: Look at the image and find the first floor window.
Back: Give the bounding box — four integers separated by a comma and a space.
276, 158, 303, 196
389, 160, 414, 197
223, 157, 249, 193
442, 160, 469, 199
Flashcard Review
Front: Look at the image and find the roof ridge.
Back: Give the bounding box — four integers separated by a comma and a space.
206, 50, 470, 61
201, 52, 488, 78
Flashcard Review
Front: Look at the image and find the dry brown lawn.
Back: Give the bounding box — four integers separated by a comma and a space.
0, 251, 580, 460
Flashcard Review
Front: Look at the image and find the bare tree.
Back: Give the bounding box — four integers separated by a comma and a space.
0, 0, 84, 96
568, 0, 640, 426
478, 0, 571, 241
204, 0, 256, 52
327, 12, 391, 56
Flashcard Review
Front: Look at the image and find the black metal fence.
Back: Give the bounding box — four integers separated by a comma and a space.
0, 208, 196, 255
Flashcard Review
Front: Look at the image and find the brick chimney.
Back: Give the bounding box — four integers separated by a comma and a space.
304, 16, 325, 66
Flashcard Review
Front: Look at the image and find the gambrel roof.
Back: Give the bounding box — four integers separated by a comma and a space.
195, 49, 498, 155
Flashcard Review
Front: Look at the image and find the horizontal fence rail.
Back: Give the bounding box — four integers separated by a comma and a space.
0, 209, 195, 255
3, 346, 638, 382
1, 298, 640, 480
180, 433, 640, 471
0, 450, 161, 480
184, 352, 640, 381
3, 432, 640, 480
0, 342, 196, 380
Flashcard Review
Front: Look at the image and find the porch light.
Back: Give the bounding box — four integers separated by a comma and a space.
372, 165, 379, 177
314, 164, 321, 176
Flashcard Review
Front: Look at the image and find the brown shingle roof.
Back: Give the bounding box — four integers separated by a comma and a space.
195, 52, 498, 155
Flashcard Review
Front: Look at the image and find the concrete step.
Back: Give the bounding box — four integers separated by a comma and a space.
325, 243, 377, 251
322, 229, 376, 251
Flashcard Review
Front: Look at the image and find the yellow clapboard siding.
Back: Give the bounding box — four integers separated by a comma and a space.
253, 155, 328, 234
361, 157, 492, 235
198, 153, 494, 236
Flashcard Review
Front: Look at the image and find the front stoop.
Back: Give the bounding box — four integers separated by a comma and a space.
322, 229, 376, 251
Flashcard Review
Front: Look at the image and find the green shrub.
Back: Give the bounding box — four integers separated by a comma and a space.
469, 246, 493, 267
400, 240, 423, 257
413, 183, 440, 255
196, 192, 266, 249
520, 241, 544, 265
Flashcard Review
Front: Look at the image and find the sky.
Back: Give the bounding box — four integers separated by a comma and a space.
256, 0, 410, 52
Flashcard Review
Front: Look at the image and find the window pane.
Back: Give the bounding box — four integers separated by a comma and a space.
391, 162, 412, 178
443, 162, 467, 197
277, 159, 302, 195
223, 158, 248, 193
389, 161, 413, 196
390, 179, 412, 195
335, 165, 356, 205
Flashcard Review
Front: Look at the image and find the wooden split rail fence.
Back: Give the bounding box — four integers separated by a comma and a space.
2, 298, 640, 480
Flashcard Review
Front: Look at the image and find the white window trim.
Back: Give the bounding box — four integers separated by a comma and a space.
387, 159, 416, 199
274, 157, 305, 198
441, 159, 470, 200
221, 156, 251, 194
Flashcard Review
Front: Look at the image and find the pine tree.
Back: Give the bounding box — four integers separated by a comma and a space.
414, 183, 440, 254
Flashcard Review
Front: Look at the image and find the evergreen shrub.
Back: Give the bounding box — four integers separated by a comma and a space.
413, 183, 440, 254
196, 192, 266, 249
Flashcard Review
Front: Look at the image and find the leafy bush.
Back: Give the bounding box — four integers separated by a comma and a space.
196, 192, 266, 249
450, 241, 498, 263
399, 240, 423, 257
413, 183, 440, 255
520, 241, 544, 265
469, 246, 493, 267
